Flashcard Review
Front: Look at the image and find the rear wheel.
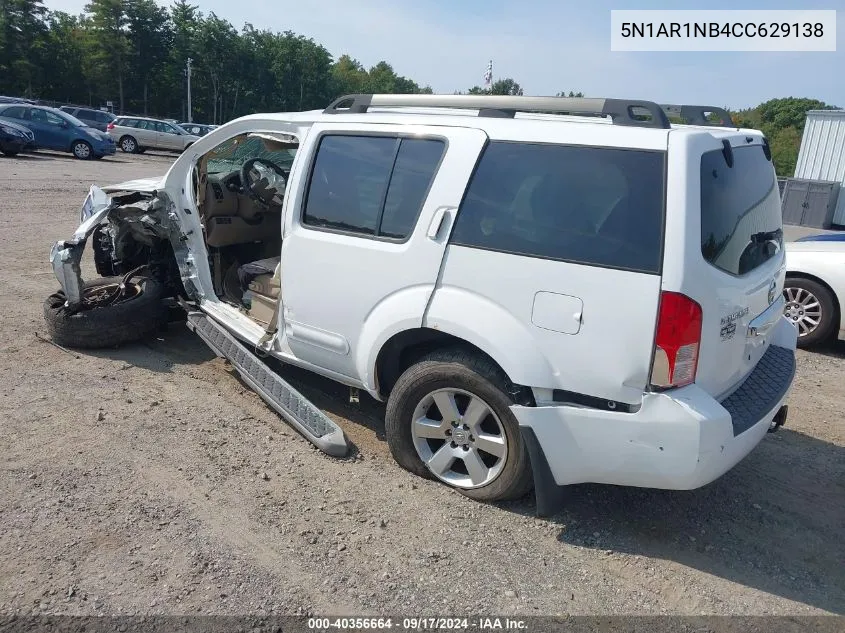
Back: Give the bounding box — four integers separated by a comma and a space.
71, 140, 92, 160
783, 276, 836, 348
385, 349, 533, 502
43, 275, 167, 349
119, 135, 138, 153
2, 148, 19, 157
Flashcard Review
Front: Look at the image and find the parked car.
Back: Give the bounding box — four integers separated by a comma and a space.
0, 116, 36, 156
0, 104, 115, 159
784, 233, 845, 348
179, 123, 214, 137
59, 106, 116, 132
0, 95, 35, 104
108, 116, 200, 153
44, 94, 797, 513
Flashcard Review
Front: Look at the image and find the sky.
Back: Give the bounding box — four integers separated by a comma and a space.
43, 0, 844, 110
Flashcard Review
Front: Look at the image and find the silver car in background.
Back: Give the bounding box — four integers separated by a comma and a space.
107, 116, 200, 153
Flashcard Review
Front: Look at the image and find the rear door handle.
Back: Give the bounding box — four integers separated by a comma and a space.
427, 206, 455, 240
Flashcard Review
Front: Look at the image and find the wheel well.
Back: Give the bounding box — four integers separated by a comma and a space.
375, 328, 534, 405
786, 271, 841, 325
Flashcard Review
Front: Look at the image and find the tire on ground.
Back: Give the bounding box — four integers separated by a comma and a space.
385, 347, 533, 502
43, 275, 167, 349
785, 276, 837, 348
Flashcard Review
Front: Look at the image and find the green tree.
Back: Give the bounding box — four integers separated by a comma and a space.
556, 90, 584, 97
0, 0, 49, 95
40, 11, 88, 103
84, 0, 129, 112
125, 0, 170, 115
491, 78, 522, 96
770, 126, 802, 177
195, 13, 238, 122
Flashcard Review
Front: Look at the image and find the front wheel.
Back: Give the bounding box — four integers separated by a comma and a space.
2, 148, 19, 157
43, 275, 167, 349
783, 277, 836, 348
71, 140, 92, 160
385, 349, 532, 502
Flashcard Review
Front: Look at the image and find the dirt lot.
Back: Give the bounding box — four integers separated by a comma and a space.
0, 150, 843, 617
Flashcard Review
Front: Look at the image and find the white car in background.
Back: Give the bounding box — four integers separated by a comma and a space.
785, 233, 845, 348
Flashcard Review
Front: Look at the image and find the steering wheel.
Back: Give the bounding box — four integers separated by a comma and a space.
240, 158, 287, 208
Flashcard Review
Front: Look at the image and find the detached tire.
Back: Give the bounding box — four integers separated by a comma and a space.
43, 275, 167, 349
385, 348, 533, 502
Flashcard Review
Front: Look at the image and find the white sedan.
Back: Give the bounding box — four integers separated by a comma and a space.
784, 234, 845, 348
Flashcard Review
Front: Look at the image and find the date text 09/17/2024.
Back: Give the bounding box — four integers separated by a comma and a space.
307, 617, 528, 631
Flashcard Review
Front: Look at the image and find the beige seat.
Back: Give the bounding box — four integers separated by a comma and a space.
239, 257, 281, 326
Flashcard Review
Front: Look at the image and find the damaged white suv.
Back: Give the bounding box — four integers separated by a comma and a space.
45, 94, 798, 514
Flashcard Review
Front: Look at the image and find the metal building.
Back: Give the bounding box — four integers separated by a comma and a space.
793, 109, 845, 226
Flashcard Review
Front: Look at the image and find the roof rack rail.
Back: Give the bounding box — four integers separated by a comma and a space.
661, 104, 735, 127
324, 94, 672, 129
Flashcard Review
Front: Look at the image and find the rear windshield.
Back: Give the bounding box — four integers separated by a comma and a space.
450, 141, 666, 274
700, 145, 782, 276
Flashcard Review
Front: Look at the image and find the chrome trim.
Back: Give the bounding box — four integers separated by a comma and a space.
748, 295, 785, 338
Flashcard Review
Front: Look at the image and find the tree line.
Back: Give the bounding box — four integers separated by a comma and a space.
0, 0, 836, 175
0, 0, 439, 123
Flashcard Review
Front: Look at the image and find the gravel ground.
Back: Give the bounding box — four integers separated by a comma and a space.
0, 150, 843, 617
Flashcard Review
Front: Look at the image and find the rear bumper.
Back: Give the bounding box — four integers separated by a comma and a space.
513, 316, 797, 514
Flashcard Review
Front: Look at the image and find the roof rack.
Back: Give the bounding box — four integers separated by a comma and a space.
324, 94, 673, 129
661, 104, 734, 127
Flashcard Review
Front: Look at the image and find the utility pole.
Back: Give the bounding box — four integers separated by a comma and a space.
186, 58, 193, 123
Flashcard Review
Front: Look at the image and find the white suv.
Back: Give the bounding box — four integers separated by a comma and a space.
45, 94, 797, 513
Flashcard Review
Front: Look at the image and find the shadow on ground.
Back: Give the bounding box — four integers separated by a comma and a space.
92, 320, 845, 614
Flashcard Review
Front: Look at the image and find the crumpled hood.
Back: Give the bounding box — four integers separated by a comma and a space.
100, 176, 166, 194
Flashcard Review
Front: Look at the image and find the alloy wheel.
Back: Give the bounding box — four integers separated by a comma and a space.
411, 388, 507, 489
784, 286, 822, 337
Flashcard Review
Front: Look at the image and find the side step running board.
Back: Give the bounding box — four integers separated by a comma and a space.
186, 312, 349, 457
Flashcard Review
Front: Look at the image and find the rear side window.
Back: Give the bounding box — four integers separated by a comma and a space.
1, 106, 26, 119
304, 135, 445, 239
450, 142, 666, 274
700, 145, 781, 276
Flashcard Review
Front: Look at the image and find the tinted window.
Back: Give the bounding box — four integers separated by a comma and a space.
31, 108, 66, 126
700, 145, 781, 276
380, 139, 445, 239
0, 106, 26, 119
450, 142, 666, 273
97, 111, 114, 123
304, 135, 444, 239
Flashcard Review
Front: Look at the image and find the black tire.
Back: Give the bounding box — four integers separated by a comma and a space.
119, 135, 138, 153
71, 140, 93, 160
43, 275, 167, 349
783, 276, 837, 348
2, 148, 19, 157
385, 348, 533, 502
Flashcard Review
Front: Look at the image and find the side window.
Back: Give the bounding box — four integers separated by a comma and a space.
2, 106, 26, 119
31, 109, 65, 126
380, 139, 445, 239
303, 135, 445, 239
450, 142, 666, 274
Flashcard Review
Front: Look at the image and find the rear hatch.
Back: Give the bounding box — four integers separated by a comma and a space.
663, 129, 785, 399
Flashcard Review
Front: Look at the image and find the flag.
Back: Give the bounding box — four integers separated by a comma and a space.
483, 60, 493, 86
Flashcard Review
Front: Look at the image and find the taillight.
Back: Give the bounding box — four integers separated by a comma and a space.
650, 291, 702, 389
106, 122, 114, 130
